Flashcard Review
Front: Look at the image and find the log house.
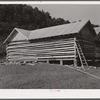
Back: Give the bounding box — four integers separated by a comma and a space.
4, 20, 96, 67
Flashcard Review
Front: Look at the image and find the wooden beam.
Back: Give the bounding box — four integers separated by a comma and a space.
74, 38, 77, 67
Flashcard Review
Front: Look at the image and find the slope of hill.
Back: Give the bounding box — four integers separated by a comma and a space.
0, 63, 100, 89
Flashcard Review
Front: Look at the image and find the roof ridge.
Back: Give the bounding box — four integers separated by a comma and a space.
29, 20, 89, 32
4, 20, 90, 43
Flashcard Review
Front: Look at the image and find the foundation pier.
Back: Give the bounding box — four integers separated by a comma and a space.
74, 58, 77, 67
60, 60, 63, 65
46, 60, 49, 64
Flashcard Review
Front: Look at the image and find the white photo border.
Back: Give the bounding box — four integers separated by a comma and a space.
0, 1, 100, 99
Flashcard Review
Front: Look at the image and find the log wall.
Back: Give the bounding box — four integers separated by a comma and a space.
6, 38, 76, 62
77, 23, 95, 59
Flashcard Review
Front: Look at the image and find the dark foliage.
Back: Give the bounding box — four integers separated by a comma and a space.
0, 4, 70, 57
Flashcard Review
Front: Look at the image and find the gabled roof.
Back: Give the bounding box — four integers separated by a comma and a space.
29, 20, 89, 40
3, 28, 30, 43
4, 20, 90, 43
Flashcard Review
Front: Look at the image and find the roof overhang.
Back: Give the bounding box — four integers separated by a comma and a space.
3, 28, 28, 44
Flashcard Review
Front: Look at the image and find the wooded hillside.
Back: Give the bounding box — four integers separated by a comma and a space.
0, 4, 70, 57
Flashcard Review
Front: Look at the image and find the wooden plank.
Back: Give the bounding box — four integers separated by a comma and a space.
7, 41, 75, 49
7, 38, 74, 46
8, 50, 75, 55
7, 47, 75, 53
7, 48, 75, 54
7, 46, 75, 53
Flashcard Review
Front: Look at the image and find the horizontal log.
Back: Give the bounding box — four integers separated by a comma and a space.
8, 50, 75, 55
7, 46, 75, 53
7, 48, 75, 54
7, 47, 75, 53
7, 40, 29, 45
8, 57, 75, 62
7, 55, 75, 60
8, 51, 75, 56
7, 38, 75, 46
8, 38, 75, 46
7, 41, 75, 50
7, 44, 75, 50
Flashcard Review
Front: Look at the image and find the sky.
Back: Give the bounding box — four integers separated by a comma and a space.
31, 4, 100, 25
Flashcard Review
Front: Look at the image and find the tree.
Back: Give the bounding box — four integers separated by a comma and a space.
0, 4, 70, 57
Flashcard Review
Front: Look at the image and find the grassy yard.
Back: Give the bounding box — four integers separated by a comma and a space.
0, 63, 100, 89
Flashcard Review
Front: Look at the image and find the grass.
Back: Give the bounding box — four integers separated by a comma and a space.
0, 63, 100, 89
